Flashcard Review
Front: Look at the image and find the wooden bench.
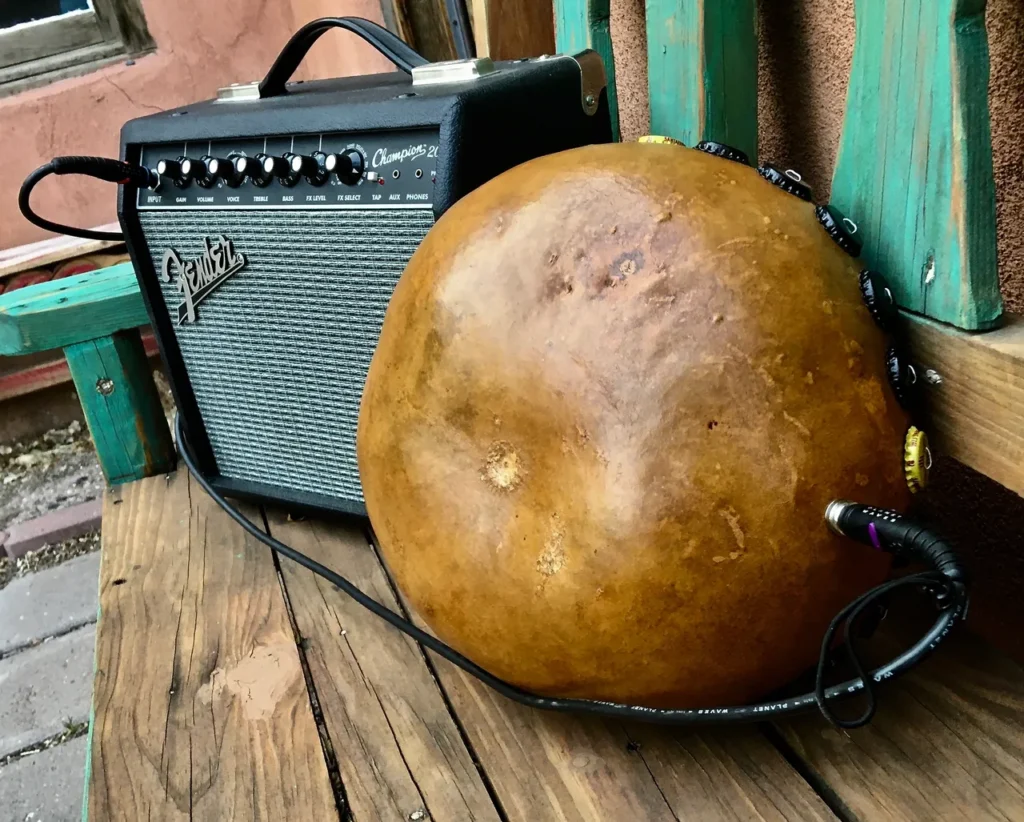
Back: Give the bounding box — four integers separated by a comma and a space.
87, 468, 1024, 820
2, 0, 1024, 819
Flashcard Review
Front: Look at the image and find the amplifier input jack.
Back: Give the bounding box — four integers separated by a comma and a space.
392, 169, 401, 179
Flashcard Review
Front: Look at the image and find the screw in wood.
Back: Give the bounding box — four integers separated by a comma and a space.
96, 378, 115, 396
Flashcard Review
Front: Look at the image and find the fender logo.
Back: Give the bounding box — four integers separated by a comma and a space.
160, 235, 246, 325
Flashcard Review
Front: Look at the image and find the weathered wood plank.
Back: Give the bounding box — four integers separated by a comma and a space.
267, 511, 503, 822
627, 726, 837, 821
473, 0, 555, 60
0, 224, 121, 279
0, 263, 147, 356
64, 329, 174, 484
414, 652, 835, 821
778, 627, 1024, 822
402, 0, 460, 62
378, 0, 417, 50
906, 312, 1024, 497
831, 0, 1002, 330
86, 471, 340, 820
0, 9, 105, 68
645, 0, 758, 158
555, 0, 619, 139
374, 520, 832, 820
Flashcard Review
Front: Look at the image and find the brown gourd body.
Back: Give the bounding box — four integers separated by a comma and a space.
358, 143, 908, 708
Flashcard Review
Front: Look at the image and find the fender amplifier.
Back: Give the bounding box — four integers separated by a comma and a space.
118, 20, 612, 516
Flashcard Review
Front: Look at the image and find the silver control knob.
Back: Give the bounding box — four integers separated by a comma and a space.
206, 156, 243, 188
264, 154, 300, 186
290, 152, 328, 186
244, 155, 272, 187
156, 157, 195, 189
325, 149, 365, 185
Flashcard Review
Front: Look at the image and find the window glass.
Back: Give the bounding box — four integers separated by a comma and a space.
0, 1, 91, 30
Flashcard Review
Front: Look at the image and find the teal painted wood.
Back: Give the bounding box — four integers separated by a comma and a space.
554, 0, 620, 140
64, 330, 174, 485
0, 263, 147, 355
645, 0, 758, 158
831, 0, 1002, 330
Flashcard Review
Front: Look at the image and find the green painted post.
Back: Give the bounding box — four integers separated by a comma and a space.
64, 330, 174, 485
555, 0, 620, 140
831, 0, 1002, 330
645, 0, 758, 159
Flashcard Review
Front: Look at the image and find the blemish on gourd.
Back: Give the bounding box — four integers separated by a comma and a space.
536, 515, 566, 576
483, 441, 523, 491
718, 507, 746, 549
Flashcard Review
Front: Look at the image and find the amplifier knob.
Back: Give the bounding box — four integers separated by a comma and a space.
206, 156, 243, 188
325, 149, 365, 185
156, 156, 195, 189
196, 156, 219, 188
290, 152, 329, 186
245, 154, 273, 187
263, 154, 300, 187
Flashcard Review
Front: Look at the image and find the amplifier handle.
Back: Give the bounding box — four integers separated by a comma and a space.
259, 17, 428, 98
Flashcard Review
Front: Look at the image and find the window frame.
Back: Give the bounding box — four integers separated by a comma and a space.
0, 0, 153, 96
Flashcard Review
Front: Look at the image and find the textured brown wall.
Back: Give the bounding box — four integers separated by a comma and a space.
0, 0, 391, 250
607, 0, 1024, 657
611, 0, 1024, 312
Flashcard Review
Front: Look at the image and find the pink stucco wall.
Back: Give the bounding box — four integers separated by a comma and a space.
0, 0, 392, 249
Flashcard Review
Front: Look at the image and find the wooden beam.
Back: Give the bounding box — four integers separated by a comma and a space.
554, 0, 619, 140
831, 0, 1002, 330
401, 0, 460, 62
473, 0, 555, 60
0, 263, 147, 356
644, 0, 758, 158
906, 312, 1024, 497
64, 329, 174, 484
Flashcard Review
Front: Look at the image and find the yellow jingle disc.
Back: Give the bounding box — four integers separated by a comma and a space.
904, 426, 931, 493
638, 135, 685, 146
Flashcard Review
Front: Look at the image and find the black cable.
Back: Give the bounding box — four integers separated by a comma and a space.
175, 414, 968, 728
19, 157, 151, 241
813, 571, 949, 728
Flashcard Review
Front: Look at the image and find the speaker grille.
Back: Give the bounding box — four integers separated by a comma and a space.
138, 208, 434, 506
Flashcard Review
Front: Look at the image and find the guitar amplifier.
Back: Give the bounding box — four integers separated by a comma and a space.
118, 19, 612, 516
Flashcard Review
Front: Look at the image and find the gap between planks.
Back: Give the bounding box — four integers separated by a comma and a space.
267, 513, 835, 822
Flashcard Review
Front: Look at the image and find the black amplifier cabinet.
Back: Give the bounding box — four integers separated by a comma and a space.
119, 52, 612, 517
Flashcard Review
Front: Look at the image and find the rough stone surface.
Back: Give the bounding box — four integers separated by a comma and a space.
0, 733, 87, 822
0, 552, 99, 657
0, 624, 95, 758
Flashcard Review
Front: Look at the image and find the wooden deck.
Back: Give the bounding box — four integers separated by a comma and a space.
84, 469, 1024, 821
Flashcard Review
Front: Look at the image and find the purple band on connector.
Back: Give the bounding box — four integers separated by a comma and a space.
867, 522, 882, 550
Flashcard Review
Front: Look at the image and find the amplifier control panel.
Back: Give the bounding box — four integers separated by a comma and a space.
136, 129, 439, 210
